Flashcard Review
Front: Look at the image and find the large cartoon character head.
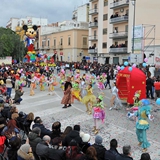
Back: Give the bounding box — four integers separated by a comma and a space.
23, 25, 37, 38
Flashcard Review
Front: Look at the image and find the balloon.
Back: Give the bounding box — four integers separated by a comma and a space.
156, 98, 160, 105
124, 61, 128, 66
128, 67, 132, 71
117, 66, 121, 70
144, 58, 148, 63
142, 63, 147, 68
121, 66, 124, 70
132, 64, 136, 68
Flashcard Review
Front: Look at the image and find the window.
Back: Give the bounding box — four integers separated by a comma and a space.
103, 14, 108, 21
94, 30, 97, 36
60, 38, 63, 45
102, 42, 107, 48
68, 37, 71, 45
125, 25, 128, 32
126, 9, 129, 16
125, 41, 128, 46
103, 28, 107, 35
94, 4, 97, 9
54, 39, 56, 46
42, 41, 46, 47
47, 40, 50, 47
83, 37, 87, 45
104, 0, 108, 6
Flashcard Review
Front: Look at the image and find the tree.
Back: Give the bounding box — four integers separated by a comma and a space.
0, 27, 26, 60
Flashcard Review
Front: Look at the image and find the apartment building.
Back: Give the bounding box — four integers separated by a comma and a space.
37, 21, 89, 62
89, 0, 160, 64
72, 3, 89, 22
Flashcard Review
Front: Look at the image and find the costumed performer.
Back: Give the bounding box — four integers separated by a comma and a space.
136, 99, 154, 152
14, 73, 20, 90
39, 75, 45, 91
71, 79, 82, 103
92, 94, 105, 134
109, 81, 122, 110
81, 84, 96, 115
59, 69, 65, 91
97, 76, 105, 91
75, 69, 81, 81
80, 78, 87, 97
61, 76, 72, 108
126, 90, 141, 120
30, 74, 36, 96
48, 76, 54, 95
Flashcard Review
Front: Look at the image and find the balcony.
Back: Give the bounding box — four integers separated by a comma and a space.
110, 16, 128, 24
81, 45, 88, 49
110, 0, 129, 9
57, 45, 63, 50
89, 22, 98, 28
109, 31, 128, 39
89, 8, 98, 15
109, 47, 127, 53
88, 48, 98, 54
51, 46, 56, 50
89, 35, 98, 41
44, 46, 50, 50
72, 15, 77, 20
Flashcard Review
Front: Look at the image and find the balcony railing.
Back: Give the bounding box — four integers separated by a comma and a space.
51, 46, 56, 50
110, 16, 128, 24
82, 45, 88, 49
89, 22, 98, 28
89, 8, 98, 15
109, 31, 128, 39
44, 46, 50, 50
109, 47, 127, 53
110, 0, 129, 9
89, 0, 98, 2
89, 35, 98, 41
57, 45, 63, 50
88, 48, 98, 54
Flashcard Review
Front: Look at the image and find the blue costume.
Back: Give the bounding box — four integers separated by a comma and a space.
136, 99, 152, 150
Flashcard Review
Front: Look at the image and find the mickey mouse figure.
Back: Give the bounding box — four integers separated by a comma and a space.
23, 25, 37, 54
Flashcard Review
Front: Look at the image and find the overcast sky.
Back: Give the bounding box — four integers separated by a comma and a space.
0, 0, 89, 27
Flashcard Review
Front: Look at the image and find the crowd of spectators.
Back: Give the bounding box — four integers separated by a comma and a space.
110, 44, 127, 48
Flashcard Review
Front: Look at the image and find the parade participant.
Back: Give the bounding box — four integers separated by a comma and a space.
61, 76, 72, 108
59, 69, 65, 91
82, 84, 96, 115
136, 99, 154, 152
92, 94, 105, 134
80, 78, 87, 97
48, 76, 54, 95
14, 73, 20, 90
109, 81, 122, 110
75, 69, 81, 81
30, 74, 36, 96
71, 79, 82, 103
39, 75, 45, 91
97, 76, 105, 91
126, 90, 141, 120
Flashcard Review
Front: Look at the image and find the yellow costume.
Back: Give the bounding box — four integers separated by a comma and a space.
48, 77, 54, 95
39, 76, 45, 91
30, 77, 36, 96
82, 87, 96, 114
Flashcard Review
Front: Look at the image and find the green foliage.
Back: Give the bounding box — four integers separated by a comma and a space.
0, 27, 25, 60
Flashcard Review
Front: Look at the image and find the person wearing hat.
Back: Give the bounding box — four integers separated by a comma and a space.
30, 74, 36, 96
92, 94, 105, 134
6, 76, 13, 98
17, 143, 34, 160
126, 90, 142, 120
136, 99, 154, 152
71, 79, 82, 103
92, 135, 106, 160
81, 84, 96, 115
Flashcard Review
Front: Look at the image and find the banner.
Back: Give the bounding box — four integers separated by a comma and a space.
0, 57, 12, 65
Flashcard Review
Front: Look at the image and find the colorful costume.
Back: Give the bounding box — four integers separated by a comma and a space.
71, 80, 82, 103
39, 75, 45, 91
30, 76, 36, 96
82, 86, 96, 114
127, 90, 141, 120
136, 99, 153, 152
48, 77, 54, 95
80, 80, 87, 97
59, 72, 65, 91
93, 95, 105, 134
97, 77, 105, 91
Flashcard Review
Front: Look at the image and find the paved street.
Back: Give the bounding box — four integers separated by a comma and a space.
15, 73, 160, 160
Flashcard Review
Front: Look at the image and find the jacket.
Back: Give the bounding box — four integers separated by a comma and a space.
92, 143, 106, 160
32, 123, 52, 138
14, 90, 23, 101
116, 154, 133, 160
17, 149, 34, 160
28, 132, 41, 152
62, 130, 82, 147
105, 148, 120, 160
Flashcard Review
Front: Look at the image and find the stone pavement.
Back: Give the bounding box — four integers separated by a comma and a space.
15, 74, 160, 160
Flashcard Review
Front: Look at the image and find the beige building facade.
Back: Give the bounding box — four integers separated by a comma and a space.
89, 0, 160, 64
37, 21, 89, 62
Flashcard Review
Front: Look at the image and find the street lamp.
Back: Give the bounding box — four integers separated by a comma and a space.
132, 0, 136, 55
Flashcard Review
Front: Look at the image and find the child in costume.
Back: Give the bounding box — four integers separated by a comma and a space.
30, 75, 36, 96
80, 78, 87, 97
71, 80, 82, 103
136, 99, 154, 152
81, 84, 96, 115
59, 69, 65, 91
126, 90, 141, 120
92, 94, 105, 134
48, 76, 54, 95
109, 81, 122, 110
97, 76, 105, 91
39, 75, 45, 91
